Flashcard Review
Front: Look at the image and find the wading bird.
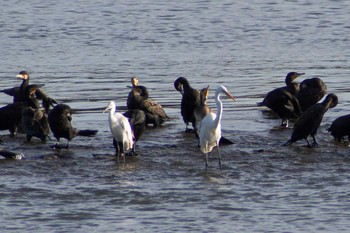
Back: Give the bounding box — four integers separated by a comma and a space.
327, 114, 350, 143
258, 72, 304, 127
127, 87, 169, 126
174, 77, 200, 132
199, 85, 235, 171
297, 77, 327, 111
283, 93, 338, 147
21, 107, 50, 142
48, 104, 98, 149
122, 109, 146, 155
13, 71, 57, 112
104, 101, 134, 162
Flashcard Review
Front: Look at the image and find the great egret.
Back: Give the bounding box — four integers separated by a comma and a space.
48, 104, 98, 149
258, 72, 304, 127
284, 93, 338, 147
174, 77, 200, 132
104, 101, 134, 162
199, 85, 235, 171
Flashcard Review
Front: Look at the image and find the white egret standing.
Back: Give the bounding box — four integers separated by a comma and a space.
199, 85, 235, 171
104, 101, 134, 162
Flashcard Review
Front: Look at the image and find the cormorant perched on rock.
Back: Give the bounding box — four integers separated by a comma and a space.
297, 77, 327, 111
104, 101, 134, 162
127, 87, 169, 126
21, 107, 50, 142
174, 77, 200, 132
327, 114, 350, 142
122, 109, 146, 155
258, 72, 304, 127
284, 93, 338, 147
14, 71, 57, 112
48, 104, 98, 149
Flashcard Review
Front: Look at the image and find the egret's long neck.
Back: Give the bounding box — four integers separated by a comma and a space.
109, 105, 116, 118
214, 92, 223, 127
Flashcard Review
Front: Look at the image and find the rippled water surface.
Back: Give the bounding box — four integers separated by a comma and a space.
1, 0, 350, 232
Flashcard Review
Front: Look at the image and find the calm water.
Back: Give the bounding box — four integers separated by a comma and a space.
1, 0, 350, 232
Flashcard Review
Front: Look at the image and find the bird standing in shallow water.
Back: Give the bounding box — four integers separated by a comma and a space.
194, 86, 210, 136
297, 77, 327, 111
258, 72, 304, 127
174, 77, 200, 132
130, 77, 149, 97
284, 93, 338, 147
48, 104, 98, 149
127, 87, 169, 126
21, 107, 50, 142
122, 109, 146, 155
14, 71, 57, 112
0, 103, 27, 136
199, 85, 235, 171
104, 101, 134, 162
327, 114, 350, 143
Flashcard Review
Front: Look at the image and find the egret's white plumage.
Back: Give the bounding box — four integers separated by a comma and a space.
104, 101, 134, 161
199, 85, 235, 170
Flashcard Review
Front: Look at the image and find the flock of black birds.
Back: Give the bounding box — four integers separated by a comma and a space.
0, 71, 98, 159
258, 72, 344, 147
0, 71, 350, 162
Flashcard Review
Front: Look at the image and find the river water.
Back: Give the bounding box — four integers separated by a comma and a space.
1, 0, 350, 232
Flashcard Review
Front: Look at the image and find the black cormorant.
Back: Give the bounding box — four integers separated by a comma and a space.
0, 149, 24, 160
327, 114, 350, 142
14, 71, 57, 112
258, 72, 304, 127
194, 85, 210, 134
127, 77, 149, 109
21, 107, 50, 142
120, 109, 146, 155
48, 104, 98, 149
174, 77, 200, 132
127, 87, 169, 125
297, 77, 327, 111
0, 103, 28, 136
284, 93, 338, 147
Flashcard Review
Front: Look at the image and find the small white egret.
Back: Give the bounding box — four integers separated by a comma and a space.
199, 85, 235, 171
104, 101, 134, 162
